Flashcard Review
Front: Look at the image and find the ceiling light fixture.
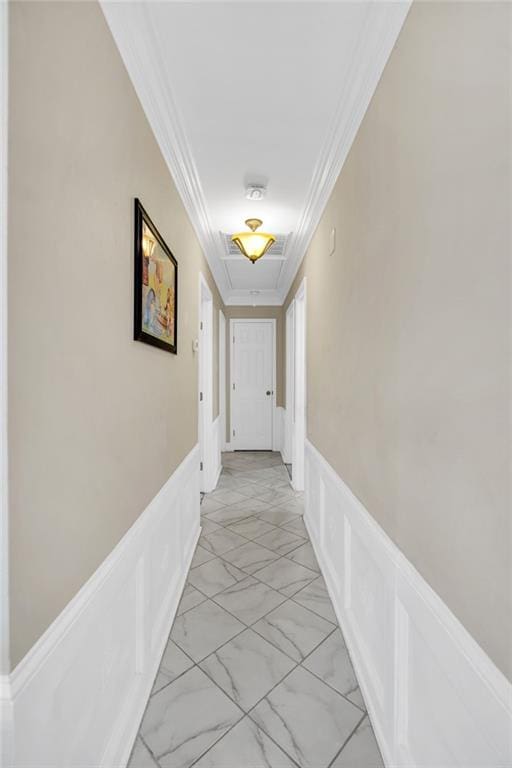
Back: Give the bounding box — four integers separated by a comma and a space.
231, 218, 275, 264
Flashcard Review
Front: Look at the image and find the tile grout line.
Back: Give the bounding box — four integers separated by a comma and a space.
326, 711, 368, 768
130, 456, 371, 768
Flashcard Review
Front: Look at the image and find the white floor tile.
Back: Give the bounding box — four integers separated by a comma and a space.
141, 667, 241, 767
199, 628, 295, 711
251, 666, 362, 767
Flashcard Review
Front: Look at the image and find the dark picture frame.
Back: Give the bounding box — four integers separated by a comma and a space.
134, 198, 178, 354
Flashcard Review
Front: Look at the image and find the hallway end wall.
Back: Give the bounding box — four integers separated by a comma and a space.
223, 306, 284, 445
285, 0, 511, 682
7, 0, 222, 669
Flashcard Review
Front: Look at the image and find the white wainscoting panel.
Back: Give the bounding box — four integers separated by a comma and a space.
304, 439, 512, 768
4, 445, 200, 768
273, 406, 284, 456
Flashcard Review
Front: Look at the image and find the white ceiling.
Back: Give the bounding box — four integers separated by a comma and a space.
101, 1, 410, 305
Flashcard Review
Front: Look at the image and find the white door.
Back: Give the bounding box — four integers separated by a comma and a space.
231, 320, 274, 450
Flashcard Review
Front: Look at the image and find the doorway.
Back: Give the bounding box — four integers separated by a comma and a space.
285, 278, 306, 491
198, 274, 213, 492
219, 309, 226, 451
229, 319, 276, 451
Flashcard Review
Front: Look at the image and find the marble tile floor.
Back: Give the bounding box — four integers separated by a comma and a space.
128, 451, 383, 768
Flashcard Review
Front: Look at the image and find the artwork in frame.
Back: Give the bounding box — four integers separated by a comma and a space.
134, 198, 178, 354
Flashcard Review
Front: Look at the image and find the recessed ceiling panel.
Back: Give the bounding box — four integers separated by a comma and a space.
226, 260, 283, 291
102, 0, 410, 303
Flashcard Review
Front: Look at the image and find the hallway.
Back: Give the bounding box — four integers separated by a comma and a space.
128, 452, 382, 768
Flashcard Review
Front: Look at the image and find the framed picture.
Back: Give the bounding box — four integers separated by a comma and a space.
134, 198, 178, 354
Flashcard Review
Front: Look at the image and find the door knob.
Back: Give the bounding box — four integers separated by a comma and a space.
266, 390, 272, 396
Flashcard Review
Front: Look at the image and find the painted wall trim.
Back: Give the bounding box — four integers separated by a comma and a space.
2, 445, 200, 768
219, 309, 226, 457
304, 438, 512, 767
291, 279, 306, 492
100, 1, 231, 302
100, 1, 410, 307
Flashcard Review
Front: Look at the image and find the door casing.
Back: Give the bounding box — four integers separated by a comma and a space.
229, 318, 276, 451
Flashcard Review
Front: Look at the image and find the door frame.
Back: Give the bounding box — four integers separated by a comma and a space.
284, 300, 295, 465
292, 278, 306, 491
218, 309, 226, 451
229, 317, 276, 451
198, 273, 214, 491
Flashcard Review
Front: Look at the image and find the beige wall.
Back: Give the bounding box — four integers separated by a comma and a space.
223, 306, 284, 442
8, 0, 222, 668
285, 1, 511, 680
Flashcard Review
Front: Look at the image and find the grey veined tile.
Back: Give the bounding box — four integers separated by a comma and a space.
141, 667, 241, 768
251, 666, 362, 768
246, 487, 295, 505
193, 716, 296, 768
159, 639, 194, 682
252, 527, 304, 556
252, 557, 317, 597
200, 497, 226, 515
293, 576, 337, 623
258, 506, 300, 527
227, 517, 276, 541
187, 557, 247, 597
285, 541, 320, 572
252, 600, 334, 662
207, 488, 251, 506
199, 628, 295, 711
199, 527, 247, 556
302, 629, 363, 706
276, 497, 305, 515
331, 716, 383, 767
171, 600, 245, 662
177, 585, 206, 616
190, 544, 217, 568
281, 516, 308, 538
221, 541, 280, 574
204, 503, 261, 527
127, 738, 159, 768
213, 577, 287, 626
151, 671, 173, 696
200, 518, 223, 536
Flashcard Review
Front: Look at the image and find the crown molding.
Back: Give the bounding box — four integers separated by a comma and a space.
100, 1, 231, 301
101, 1, 410, 309
276, 1, 411, 304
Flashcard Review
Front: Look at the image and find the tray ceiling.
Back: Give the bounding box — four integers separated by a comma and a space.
101, 1, 410, 305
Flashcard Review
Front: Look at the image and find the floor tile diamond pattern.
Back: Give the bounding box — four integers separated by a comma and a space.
128, 451, 383, 768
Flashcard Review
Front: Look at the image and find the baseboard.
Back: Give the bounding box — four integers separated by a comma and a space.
304, 438, 512, 768
5, 445, 200, 768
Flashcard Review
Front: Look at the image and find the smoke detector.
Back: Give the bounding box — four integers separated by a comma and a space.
245, 184, 266, 201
